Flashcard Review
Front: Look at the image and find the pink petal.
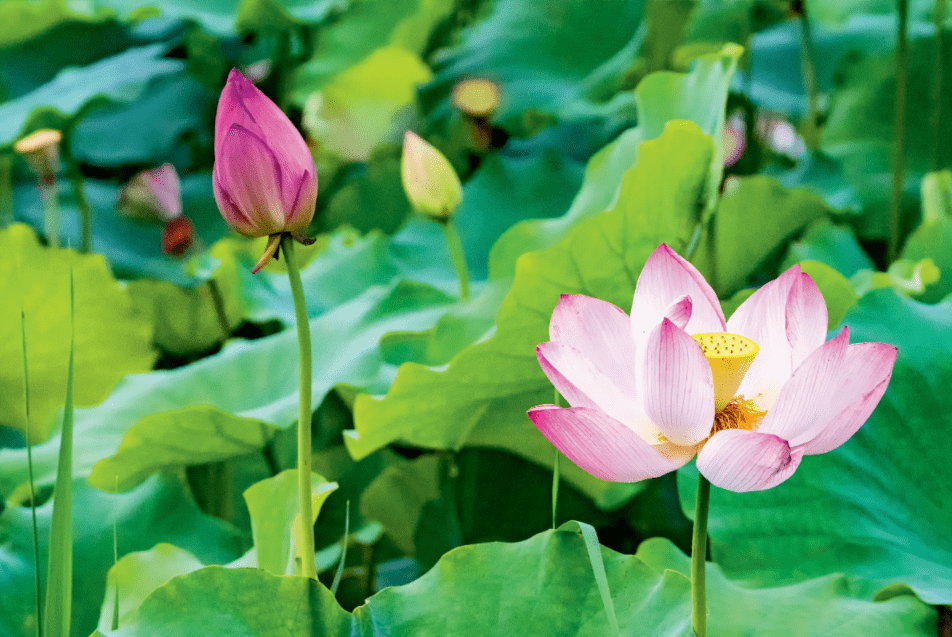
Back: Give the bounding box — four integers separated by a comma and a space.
784, 271, 829, 371
794, 343, 897, 454
727, 265, 801, 409
756, 327, 850, 442
537, 342, 644, 431
631, 244, 726, 337
528, 405, 695, 482
285, 168, 317, 233
638, 318, 715, 445
215, 68, 317, 220
697, 429, 803, 492
215, 124, 286, 236
548, 295, 637, 398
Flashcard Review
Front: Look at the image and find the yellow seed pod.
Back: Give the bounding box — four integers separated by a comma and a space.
692, 332, 759, 411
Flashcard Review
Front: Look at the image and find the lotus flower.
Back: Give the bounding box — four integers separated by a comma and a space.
213, 68, 317, 272
401, 131, 462, 221
528, 244, 897, 492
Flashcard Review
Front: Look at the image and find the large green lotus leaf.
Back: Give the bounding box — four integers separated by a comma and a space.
349, 122, 714, 508
0, 0, 112, 49
822, 33, 952, 181
378, 278, 508, 367
127, 252, 246, 356
0, 278, 466, 496
243, 470, 338, 576
291, 0, 453, 103
679, 289, 952, 604
0, 474, 245, 637
0, 20, 137, 99
305, 46, 431, 162
692, 175, 830, 297
70, 72, 217, 167
0, 43, 183, 150
418, 0, 645, 133
88, 407, 280, 491
94, 566, 353, 637
741, 14, 936, 117
0, 224, 155, 442
901, 198, 952, 304
455, 139, 586, 281
359, 454, 441, 554
636, 538, 935, 636
808, 0, 942, 25
13, 174, 232, 287
781, 218, 875, 278
488, 47, 740, 279
96, 543, 205, 633
318, 145, 413, 235
95, 523, 935, 637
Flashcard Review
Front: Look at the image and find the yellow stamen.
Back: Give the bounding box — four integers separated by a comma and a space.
693, 332, 759, 411
709, 395, 767, 437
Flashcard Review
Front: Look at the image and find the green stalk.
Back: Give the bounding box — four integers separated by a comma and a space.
280, 235, 316, 579
20, 304, 41, 637
930, 0, 947, 171
889, 0, 910, 263
797, 1, 822, 143
551, 388, 562, 530
439, 220, 470, 300
206, 278, 231, 340
44, 266, 75, 637
42, 181, 60, 248
67, 167, 93, 254
691, 473, 711, 637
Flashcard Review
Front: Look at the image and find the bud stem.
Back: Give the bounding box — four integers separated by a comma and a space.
67, 165, 93, 254
439, 219, 470, 300
692, 473, 711, 637
42, 180, 60, 248
281, 234, 317, 579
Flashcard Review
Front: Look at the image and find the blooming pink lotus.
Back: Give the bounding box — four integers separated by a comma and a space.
213, 68, 317, 272
528, 244, 897, 492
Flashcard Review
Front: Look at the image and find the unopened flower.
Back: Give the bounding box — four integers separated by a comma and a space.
117, 163, 182, 223
213, 68, 317, 273
528, 244, 896, 492
401, 131, 462, 221
15, 129, 62, 186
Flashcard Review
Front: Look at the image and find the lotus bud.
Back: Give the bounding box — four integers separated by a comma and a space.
117, 163, 182, 223
15, 129, 62, 187
213, 68, 317, 273
401, 131, 462, 221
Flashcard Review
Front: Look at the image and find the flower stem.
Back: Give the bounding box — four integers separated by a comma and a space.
691, 473, 711, 637
552, 388, 562, 530
889, 0, 910, 263
930, 0, 947, 171
67, 166, 93, 254
797, 1, 822, 146
280, 234, 316, 579
439, 219, 470, 300
206, 278, 231, 341
42, 180, 59, 248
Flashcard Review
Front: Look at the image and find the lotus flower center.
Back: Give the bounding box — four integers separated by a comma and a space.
692, 332, 766, 435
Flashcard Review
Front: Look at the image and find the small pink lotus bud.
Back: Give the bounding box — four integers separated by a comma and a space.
117, 163, 182, 223
213, 68, 317, 272
15, 129, 62, 186
401, 131, 462, 221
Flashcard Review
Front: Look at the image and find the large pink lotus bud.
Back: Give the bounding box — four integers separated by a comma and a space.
213, 68, 317, 272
